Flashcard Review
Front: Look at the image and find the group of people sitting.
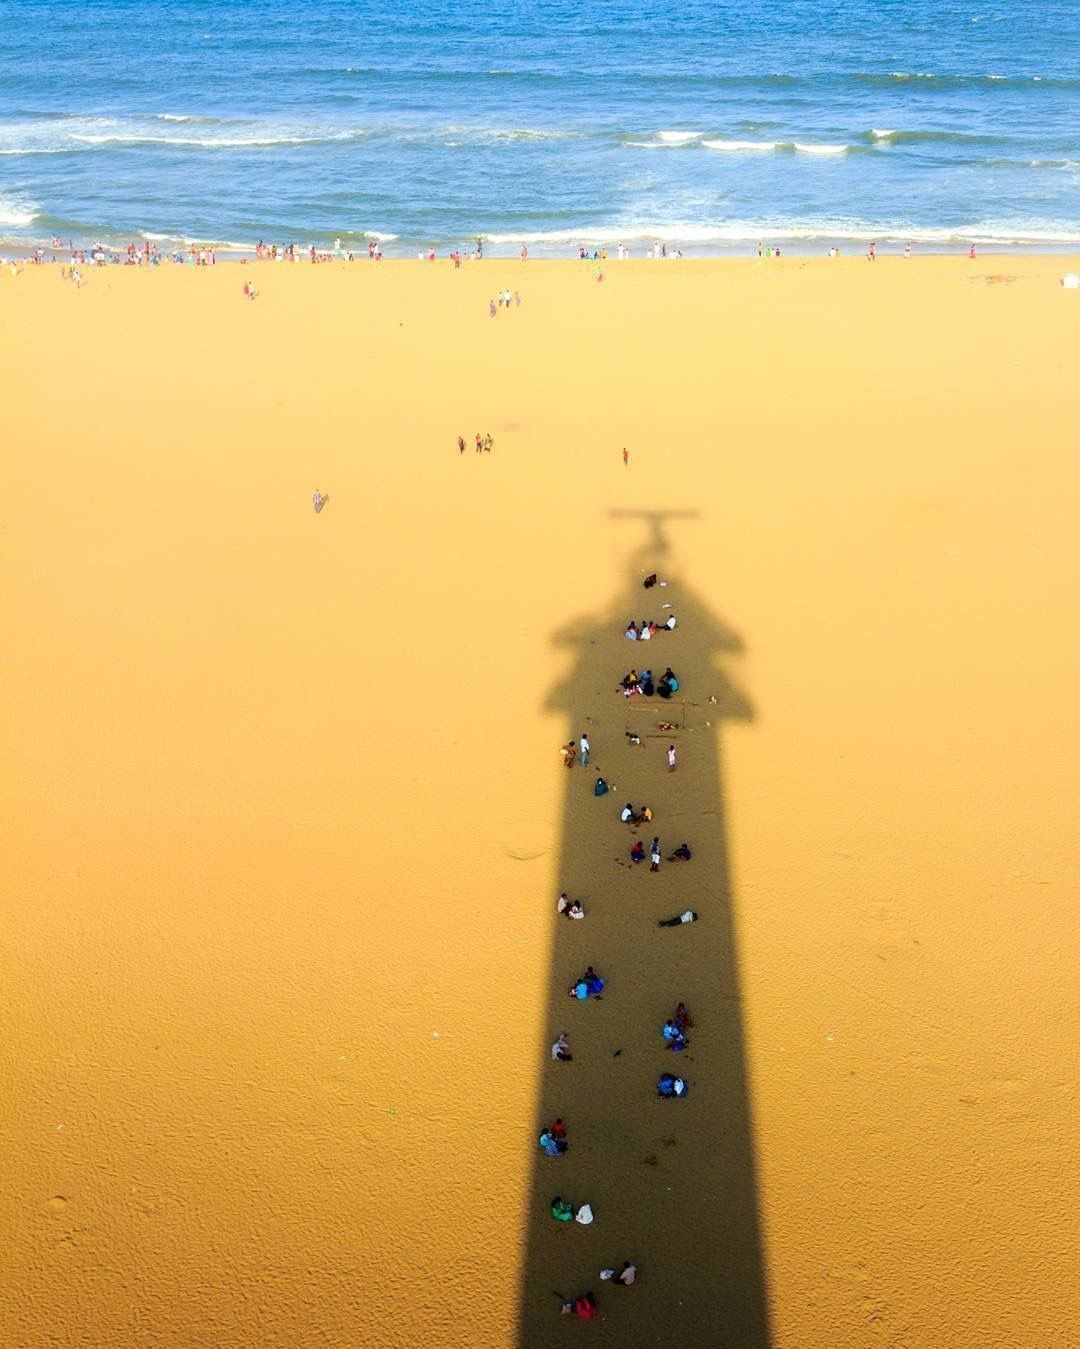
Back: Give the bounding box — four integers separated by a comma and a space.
557, 892, 585, 920
618, 666, 680, 699
624, 615, 677, 640
550, 1196, 593, 1225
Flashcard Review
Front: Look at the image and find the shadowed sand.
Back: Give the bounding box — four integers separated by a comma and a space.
516, 512, 769, 1345
2, 257, 1079, 1348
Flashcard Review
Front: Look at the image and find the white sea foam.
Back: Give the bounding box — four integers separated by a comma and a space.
870, 128, 898, 140
483, 217, 1080, 248
0, 115, 368, 154
701, 139, 778, 152
793, 142, 849, 155
0, 192, 39, 226
657, 130, 701, 144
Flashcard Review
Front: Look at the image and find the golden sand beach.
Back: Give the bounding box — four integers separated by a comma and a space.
3, 255, 1079, 1347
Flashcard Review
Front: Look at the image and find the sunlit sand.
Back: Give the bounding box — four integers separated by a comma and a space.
3, 256, 1079, 1347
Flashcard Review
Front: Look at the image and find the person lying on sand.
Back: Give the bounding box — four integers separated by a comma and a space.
657, 910, 698, 927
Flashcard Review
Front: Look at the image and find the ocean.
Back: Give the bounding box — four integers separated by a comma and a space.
1, 0, 1078, 254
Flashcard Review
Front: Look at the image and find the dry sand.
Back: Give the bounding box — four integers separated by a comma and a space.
2, 255, 1079, 1348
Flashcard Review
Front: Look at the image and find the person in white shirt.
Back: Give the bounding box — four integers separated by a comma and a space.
658, 910, 698, 927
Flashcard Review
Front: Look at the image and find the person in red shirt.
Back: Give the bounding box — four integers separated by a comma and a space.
551, 1118, 567, 1142
574, 1293, 598, 1319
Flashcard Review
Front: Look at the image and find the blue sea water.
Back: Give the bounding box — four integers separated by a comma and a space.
1, 0, 1078, 254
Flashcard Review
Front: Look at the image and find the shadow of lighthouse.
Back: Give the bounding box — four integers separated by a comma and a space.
516, 513, 771, 1348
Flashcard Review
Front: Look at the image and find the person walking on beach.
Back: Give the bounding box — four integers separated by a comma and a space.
476, 433, 483, 453
312, 490, 327, 514
968, 243, 977, 260
489, 298, 497, 318
667, 744, 677, 772
457, 435, 466, 455
562, 741, 577, 769
868, 240, 877, 262
623, 447, 629, 466
521, 244, 528, 262
580, 732, 590, 767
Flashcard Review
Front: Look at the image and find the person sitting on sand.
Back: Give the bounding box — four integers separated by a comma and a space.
658, 667, 679, 699
662, 1019, 689, 1052
620, 803, 634, 823
625, 621, 639, 640
538, 1127, 567, 1157
569, 966, 604, 999
593, 776, 610, 797
661, 614, 677, 629
557, 893, 585, 920
551, 1196, 575, 1221
658, 910, 698, 927
639, 620, 652, 641
643, 573, 658, 589
630, 840, 646, 863
551, 1033, 572, 1062
675, 1002, 694, 1031
561, 1293, 598, 1319
657, 1073, 688, 1098
639, 668, 655, 696
620, 670, 642, 696
610, 1262, 637, 1286
668, 843, 692, 861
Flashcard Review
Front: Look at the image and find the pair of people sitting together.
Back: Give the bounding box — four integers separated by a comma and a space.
618, 667, 680, 699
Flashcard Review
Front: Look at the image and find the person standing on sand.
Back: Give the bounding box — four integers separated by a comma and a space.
868, 240, 877, 262
623, 447, 629, 466
667, 744, 677, 772
650, 837, 661, 871
562, 741, 577, 769
580, 732, 590, 767
489, 298, 497, 318
521, 244, 528, 262
476, 433, 483, 453
458, 436, 466, 454
969, 243, 977, 260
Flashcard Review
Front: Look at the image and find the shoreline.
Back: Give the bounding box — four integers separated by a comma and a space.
5, 241, 1080, 267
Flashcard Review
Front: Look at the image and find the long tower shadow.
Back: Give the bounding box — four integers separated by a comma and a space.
516, 513, 771, 1347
